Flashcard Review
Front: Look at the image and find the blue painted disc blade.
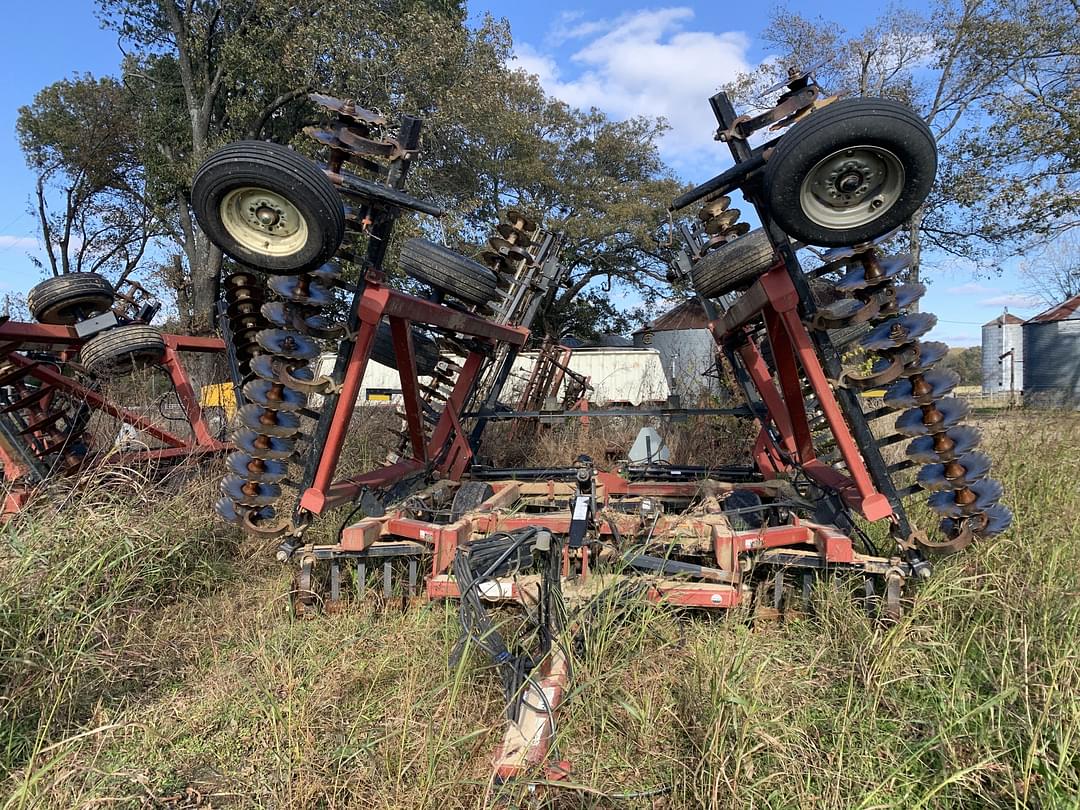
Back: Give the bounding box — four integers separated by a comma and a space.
895, 397, 971, 436
237, 403, 301, 437
861, 312, 938, 351
941, 503, 1013, 539
242, 378, 307, 412
927, 478, 1004, 517
906, 424, 982, 462
884, 369, 960, 408
221, 474, 281, 506
916, 452, 993, 491
233, 428, 297, 460
227, 452, 288, 483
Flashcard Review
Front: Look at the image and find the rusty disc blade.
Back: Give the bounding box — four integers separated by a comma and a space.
309, 262, 342, 285
256, 329, 320, 361
495, 223, 533, 247
906, 424, 982, 463
703, 209, 742, 235
895, 397, 971, 437
233, 428, 297, 460
487, 236, 532, 263
698, 196, 731, 221
503, 209, 537, 234
927, 478, 1004, 518
901, 341, 949, 376
309, 93, 386, 125
237, 403, 302, 437
221, 475, 281, 506
942, 503, 1012, 540
833, 253, 911, 292
267, 276, 333, 307
890, 282, 926, 312
813, 297, 877, 330
884, 368, 961, 408
227, 451, 288, 483
242, 378, 307, 412
860, 312, 937, 352
916, 451, 993, 491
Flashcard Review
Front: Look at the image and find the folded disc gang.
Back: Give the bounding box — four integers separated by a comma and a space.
233, 428, 297, 460
237, 403, 302, 437
906, 424, 983, 463
895, 397, 971, 436
220, 474, 282, 506
860, 312, 938, 352
243, 378, 308, 411
927, 478, 1004, 518
227, 451, 289, 483
883, 368, 960, 408
916, 451, 993, 491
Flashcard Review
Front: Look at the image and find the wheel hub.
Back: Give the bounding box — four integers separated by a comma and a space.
801, 146, 905, 229
220, 187, 309, 257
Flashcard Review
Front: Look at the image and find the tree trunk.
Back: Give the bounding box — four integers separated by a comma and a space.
908, 207, 923, 311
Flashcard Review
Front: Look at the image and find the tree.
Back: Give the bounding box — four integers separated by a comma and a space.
1020, 232, 1080, 306
726, 0, 1079, 282
941, 346, 982, 386
17, 75, 158, 283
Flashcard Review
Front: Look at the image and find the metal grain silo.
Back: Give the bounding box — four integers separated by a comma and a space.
981, 312, 1024, 394
632, 298, 721, 398
1022, 294, 1080, 407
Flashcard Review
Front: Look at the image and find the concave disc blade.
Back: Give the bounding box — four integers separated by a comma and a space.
698, 196, 730, 220
216, 496, 253, 526
902, 341, 949, 376
487, 236, 531, 262
906, 424, 982, 463
895, 397, 971, 436
237, 403, 302, 437
860, 312, 938, 351
942, 503, 1013, 539
891, 282, 926, 311
256, 329, 320, 361
250, 354, 283, 381
267, 276, 333, 307
243, 378, 307, 411
233, 428, 297, 460
261, 301, 294, 328
503, 208, 537, 233
816, 297, 874, 329
220, 474, 281, 506
227, 451, 289, 483
927, 478, 1004, 517
916, 451, 993, 491
495, 222, 533, 247
303, 314, 344, 339
309, 262, 341, 285
833, 253, 911, 292
884, 368, 961, 408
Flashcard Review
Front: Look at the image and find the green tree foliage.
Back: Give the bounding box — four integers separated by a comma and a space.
942, 346, 983, 386
726, 0, 1079, 281
16, 0, 680, 338
16, 75, 158, 281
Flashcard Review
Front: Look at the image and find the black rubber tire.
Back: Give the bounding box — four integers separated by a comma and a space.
191, 141, 345, 274
763, 98, 937, 247
399, 238, 498, 307
27, 273, 115, 325
369, 321, 440, 376
451, 481, 494, 521
690, 229, 776, 299
79, 324, 166, 375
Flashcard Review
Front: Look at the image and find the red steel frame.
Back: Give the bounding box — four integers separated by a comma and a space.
0, 320, 228, 518
709, 260, 894, 522
297, 272, 529, 515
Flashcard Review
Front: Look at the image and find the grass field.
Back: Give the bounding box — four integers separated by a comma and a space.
1, 410, 1078, 808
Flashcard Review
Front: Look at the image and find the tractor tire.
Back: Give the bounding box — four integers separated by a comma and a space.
369, 321, 440, 376
400, 238, 498, 307
27, 273, 115, 325
191, 141, 344, 274
690, 229, 776, 299
79, 324, 166, 375
763, 98, 937, 247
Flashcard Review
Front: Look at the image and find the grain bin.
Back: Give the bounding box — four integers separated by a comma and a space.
981, 312, 1024, 394
1022, 294, 1080, 407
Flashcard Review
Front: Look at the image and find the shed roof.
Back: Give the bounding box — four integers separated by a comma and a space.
1027, 293, 1080, 323
635, 298, 710, 333
982, 312, 1024, 327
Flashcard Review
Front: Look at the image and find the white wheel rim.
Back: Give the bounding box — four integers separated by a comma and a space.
219, 187, 309, 257
799, 146, 905, 229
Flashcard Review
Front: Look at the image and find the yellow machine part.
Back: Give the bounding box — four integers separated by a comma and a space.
199, 382, 237, 419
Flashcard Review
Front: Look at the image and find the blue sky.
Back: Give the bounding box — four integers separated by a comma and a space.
0, 1, 1048, 345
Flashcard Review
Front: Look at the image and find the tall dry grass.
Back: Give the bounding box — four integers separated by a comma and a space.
0, 411, 1076, 808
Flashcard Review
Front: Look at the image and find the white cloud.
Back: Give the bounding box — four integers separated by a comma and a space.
0, 235, 40, 251
511, 7, 753, 162
946, 282, 993, 295
978, 293, 1042, 309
